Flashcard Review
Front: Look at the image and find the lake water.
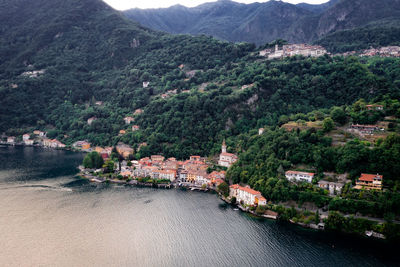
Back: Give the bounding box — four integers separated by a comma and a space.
0, 146, 398, 266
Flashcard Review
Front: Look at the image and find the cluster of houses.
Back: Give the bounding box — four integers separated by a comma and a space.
117, 154, 226, 187
285, 170, 383, 193
260, 44, 327, 59
4, 130, 66, 148
340, 46, 400, 58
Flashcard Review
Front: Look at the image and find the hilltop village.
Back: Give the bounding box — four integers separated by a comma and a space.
259, 44, 400, 59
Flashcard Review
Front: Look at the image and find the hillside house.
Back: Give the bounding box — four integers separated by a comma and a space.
134, 109, 143, 115
33, 130, 46, 137
258, 128, 264, 135
285, 171, 315, 183
116, 143, 134, 158
218, 140, 238, 168
87, 117, 96, 125
229, 184, 267, 206
143, 82, 150, 88
366, 104, 384, 111
73, 141, 91, 150
350, 124, 380, 135
354, 173, 383, 190
132, 125, 140, 131
124, 116, 135, 124
318, 181, 345, 195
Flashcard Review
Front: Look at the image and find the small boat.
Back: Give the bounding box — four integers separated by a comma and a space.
233, 208, 239, 211
365, 231, 373, 237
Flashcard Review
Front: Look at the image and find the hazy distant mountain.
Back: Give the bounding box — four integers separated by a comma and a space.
124, 0, 400, 45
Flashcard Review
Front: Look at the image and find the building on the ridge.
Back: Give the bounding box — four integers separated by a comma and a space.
229, 184, 266, 206
354, 173, 383, 190
285, 171, 315, 183
218, 140, 238, 168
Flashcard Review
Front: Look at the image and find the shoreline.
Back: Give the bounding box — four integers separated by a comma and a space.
3, 145, 390, 242
80, 172, 388, 242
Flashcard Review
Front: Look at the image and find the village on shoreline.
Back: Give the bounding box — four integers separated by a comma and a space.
1, 128, 391, 239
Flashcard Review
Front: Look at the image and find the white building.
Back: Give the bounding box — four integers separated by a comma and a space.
218, 140, 238, 168
258, 128, 264, 135
285, 171, 315, 183
7, 136, 16, 144
318, 181, 344, 195
22, 134, 30, 141
229, 184, 266, 206
24, 139, 34, 145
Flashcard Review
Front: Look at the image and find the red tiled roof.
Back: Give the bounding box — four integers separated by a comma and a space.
229, 184, 263, 196
359, 173, 382, 182
220, 152, 237, 157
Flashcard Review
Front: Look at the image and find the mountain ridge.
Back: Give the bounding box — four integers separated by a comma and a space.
124, 0, 400, 45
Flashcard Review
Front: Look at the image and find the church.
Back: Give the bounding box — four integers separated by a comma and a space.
218, 140, 238, 168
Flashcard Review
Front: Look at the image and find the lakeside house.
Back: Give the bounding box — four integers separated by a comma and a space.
285, 171, 315, 183
43, 139, 66, 148
354, 173, 383, 191
124, 116, 135, 124
22, 134, 30, 141
73, 141, 91, 150
218, 140, 238, 168
229, 184, 267, 206
24, 139, 34, 145
7, 136, 16, 144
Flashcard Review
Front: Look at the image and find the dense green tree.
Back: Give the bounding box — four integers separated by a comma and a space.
83, 152, 104, 169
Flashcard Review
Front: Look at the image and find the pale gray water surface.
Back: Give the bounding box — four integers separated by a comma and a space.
0, 146, 398, 266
